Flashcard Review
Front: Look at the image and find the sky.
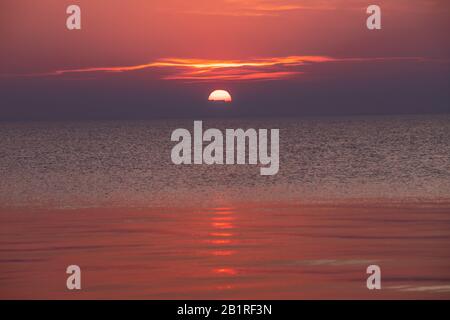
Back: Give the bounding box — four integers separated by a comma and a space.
0, 0, 449, 120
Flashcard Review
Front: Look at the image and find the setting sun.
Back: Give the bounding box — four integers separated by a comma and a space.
208, 90, 232, 103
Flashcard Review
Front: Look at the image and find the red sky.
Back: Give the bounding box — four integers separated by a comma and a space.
1, 0, 448, 74
0, 0, 449, 119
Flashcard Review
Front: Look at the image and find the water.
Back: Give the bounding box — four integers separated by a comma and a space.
0, 115, 449, 208
0, 115, 449, 299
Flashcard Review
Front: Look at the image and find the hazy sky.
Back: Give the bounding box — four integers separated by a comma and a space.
1, 0, 449, 120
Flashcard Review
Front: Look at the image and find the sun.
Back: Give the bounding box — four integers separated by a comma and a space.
208, 90, 232, 103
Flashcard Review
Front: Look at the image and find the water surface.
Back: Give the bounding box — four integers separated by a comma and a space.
0, 115, 449, 298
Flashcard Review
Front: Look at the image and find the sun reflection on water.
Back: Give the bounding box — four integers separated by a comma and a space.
208, 206, 239, 290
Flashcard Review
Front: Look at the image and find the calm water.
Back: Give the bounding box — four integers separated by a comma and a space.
0, 115, 450, 299
1, 115, 449, 207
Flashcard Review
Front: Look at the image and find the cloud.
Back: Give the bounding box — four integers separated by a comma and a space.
163, 0, 442, 17
20, 55, 434, 82
388, 284, 450, 293
27, 56, 331, 81
164, 0, 341, 17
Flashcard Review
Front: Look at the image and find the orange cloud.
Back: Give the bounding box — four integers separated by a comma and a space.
38, 56, 333, 81
24, 55, 432, 82
166, 0, 439, 17
181, 0, 310, 17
